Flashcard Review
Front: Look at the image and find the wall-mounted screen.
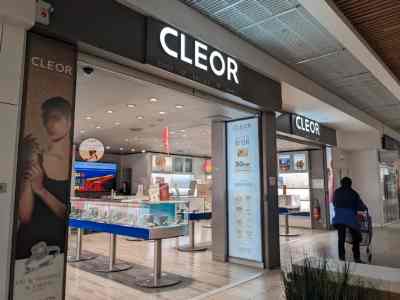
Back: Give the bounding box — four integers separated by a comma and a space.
227, 118, 263, 263
74, 162, 117, 192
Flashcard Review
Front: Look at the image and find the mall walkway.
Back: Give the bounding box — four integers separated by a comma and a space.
201, 224, 400, 299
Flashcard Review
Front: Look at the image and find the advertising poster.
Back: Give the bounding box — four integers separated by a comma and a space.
278, 154, 291, 172
227, 118, 262, 263
11, 33, 76, 300
293, 153, 307, 171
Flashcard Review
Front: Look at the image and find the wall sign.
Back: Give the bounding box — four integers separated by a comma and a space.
227, 118, 263, 263
146, 17, 281, 111
79, 138, 104, 162
10, 33, 76, 300
276, 113, 337, 146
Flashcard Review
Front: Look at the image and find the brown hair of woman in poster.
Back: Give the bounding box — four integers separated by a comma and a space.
16, 96, 72, 259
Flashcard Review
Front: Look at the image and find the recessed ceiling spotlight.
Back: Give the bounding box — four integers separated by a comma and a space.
131, 148, 136, 152
85, 116, 93, 120
80, 130, 85, 134
141, 149, 146, 153
137, 116, 144, 120
180, 129, 186, 133
175, 105, 184, 109
120, 147, 124, 151
127, 104, 136, 108
159, 111, 166, 115
124, 138, 129, 142
96, 125, 101, 129
106, 146, 111, 150
106, 110, 113, 114
114, 122, 121, 126
149, 98, 158, 103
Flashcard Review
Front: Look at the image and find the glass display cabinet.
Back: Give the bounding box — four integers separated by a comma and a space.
68, 199, 189, 287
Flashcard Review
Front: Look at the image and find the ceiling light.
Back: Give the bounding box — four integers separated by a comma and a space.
180, 129, 186, 133
124, 138, 129, 142
159, 111, 166, 115
85, 116, 92, 120
141, 149, 146, 153
183, 134, 187, 138
175, 105, 184, 109
131, 148, 136, 152
114, 122, 121, 126
137, 116, 144, 120
149, 98, 158, 103
120, 147, 124, 151
96, 125, 101, 129
80, 130, 85, 134
106, 110, 113, 114
127, 104, 136, 108
106, 146, 111, 150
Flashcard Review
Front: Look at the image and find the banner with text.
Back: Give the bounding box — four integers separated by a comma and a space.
10, 33, 76, 300
227, 118, 263, 263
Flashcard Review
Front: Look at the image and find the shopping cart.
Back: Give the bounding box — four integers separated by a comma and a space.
345, 210, 373, 263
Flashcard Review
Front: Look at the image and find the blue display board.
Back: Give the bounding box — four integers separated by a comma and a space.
227, 118, 263, 263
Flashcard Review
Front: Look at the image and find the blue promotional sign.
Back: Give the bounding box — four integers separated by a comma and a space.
227, 118, 263, 263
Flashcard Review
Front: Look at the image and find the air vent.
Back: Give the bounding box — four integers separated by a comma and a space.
129, 128, 143, 132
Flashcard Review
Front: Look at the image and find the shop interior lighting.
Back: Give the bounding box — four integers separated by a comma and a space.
175, 105, 184, 109
106, 110, 113, 114
95, 125, 101, 129
149, 97, 158, 103
85, 116, 92, 120
137, 116, 144, 120
127, 104, 136, 108
114, 122, 121, 126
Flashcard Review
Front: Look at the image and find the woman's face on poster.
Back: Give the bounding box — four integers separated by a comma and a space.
44, 110, 71, 142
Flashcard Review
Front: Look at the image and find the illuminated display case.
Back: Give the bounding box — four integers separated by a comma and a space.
70, 199, 189, 239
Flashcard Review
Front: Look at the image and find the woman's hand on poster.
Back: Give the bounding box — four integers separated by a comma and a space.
27, 163, 45, 196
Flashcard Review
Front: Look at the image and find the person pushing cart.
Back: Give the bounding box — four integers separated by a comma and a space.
332, 177, 369, 264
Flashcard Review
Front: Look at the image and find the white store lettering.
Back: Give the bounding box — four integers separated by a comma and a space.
31, 57, 73, 76
295, 116, 320, 136
160, 26, 239, 84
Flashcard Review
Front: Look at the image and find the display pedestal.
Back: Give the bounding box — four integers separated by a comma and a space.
280, 213, 300, 237
135, 239, 181, 288
68, 228, 97, 262
95, 234, 133, 273
178, 221, 208, 252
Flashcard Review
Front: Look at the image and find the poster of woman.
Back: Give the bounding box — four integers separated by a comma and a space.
11, 33, 76, 300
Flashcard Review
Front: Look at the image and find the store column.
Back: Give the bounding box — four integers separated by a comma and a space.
261, 112, 280, 269
0, 1, 35, 299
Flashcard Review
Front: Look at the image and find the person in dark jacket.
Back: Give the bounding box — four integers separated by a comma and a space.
332, 177, 367, 263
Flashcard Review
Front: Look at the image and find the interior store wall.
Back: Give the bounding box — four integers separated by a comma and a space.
0, 1, 35, 297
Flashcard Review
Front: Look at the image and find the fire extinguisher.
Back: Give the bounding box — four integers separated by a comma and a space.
313, 204, 321, 221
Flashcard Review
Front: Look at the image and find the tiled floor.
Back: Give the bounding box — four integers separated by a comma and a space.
65, 223, 400, 300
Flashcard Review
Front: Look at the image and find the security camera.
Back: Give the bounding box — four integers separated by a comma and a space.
82, 66, 94, 76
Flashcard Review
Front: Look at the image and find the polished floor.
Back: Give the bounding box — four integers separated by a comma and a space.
65, 223, 400, 300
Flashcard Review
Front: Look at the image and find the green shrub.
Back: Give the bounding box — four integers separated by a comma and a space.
282, 257, 383, 300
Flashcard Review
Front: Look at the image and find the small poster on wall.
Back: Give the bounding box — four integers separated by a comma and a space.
279, 154, 291, 172
10, 33, 77, 300
293, 153, 307, 171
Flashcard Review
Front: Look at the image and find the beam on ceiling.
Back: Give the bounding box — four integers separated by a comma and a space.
298, 0, 400, 110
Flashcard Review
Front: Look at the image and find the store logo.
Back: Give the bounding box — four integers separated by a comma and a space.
31, 56, 73, 76
295, 115, 320, 136
159, 26, 239, 85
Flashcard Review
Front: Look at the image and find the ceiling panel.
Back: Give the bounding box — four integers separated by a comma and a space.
179, 0, 400, 131
334, 0, 400, 80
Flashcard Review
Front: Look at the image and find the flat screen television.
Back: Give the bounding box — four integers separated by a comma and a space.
74, 161, 117, 192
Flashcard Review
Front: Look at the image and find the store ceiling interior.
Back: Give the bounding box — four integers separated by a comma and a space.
75, 63, 253, 157
179, 0, 400, 130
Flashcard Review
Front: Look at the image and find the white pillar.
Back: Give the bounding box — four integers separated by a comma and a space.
0, 1, 35, 298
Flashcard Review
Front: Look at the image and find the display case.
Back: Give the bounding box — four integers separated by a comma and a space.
70, 198, 189, 239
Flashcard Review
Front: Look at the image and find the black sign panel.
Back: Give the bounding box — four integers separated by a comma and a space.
382, 134, 400, 152
146, 17, 281, 111
277, 113, 337, 146
35, 0, 147, 63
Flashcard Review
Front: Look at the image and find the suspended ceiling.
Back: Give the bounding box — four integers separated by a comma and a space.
179, 0, 400, 130
75, 62, 253, 157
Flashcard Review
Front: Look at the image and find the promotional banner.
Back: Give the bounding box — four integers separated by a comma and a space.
10, 33, 76, 300
227, 118, 263, 263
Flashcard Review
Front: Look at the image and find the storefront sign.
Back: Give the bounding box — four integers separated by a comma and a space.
227, 118, 263, 263
276, 113, 337, 146
10, 33, 76, 300
294, 115, 320, 137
